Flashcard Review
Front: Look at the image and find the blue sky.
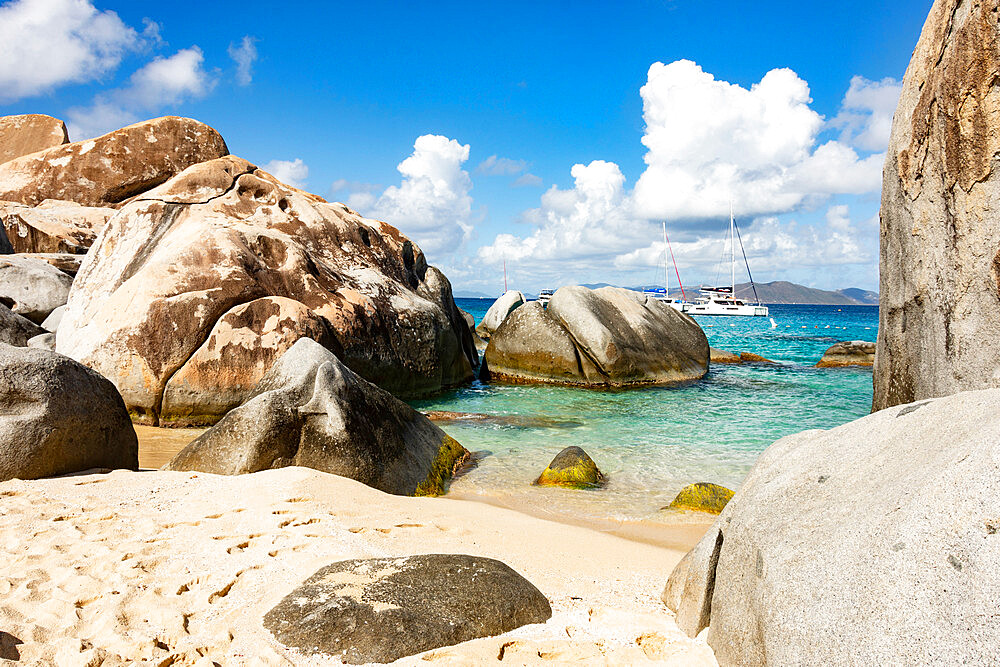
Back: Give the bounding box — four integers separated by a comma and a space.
0, 0, 931, 294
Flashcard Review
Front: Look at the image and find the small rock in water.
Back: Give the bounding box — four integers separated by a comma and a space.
666, 482, 735, 514
263, 554, 552, 664
738, 352, 775, 364
534, 446, 606, 489
816, 340, 875, 368
710, 347, 742, 364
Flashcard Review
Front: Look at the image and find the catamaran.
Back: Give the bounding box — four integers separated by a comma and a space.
643, 221, 692, 313
688, 206, 768, 317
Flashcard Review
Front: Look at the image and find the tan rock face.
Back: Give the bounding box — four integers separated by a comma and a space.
0, 116, 229, 208
0, 114, 68, 165
875, 0, 1000, 410
57, 156, 475, 425
816, 340, 875, 368
0, 199, 113, 253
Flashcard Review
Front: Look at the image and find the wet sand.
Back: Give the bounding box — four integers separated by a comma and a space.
134, 424, 205, 469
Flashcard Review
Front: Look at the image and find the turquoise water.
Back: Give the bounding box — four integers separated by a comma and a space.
411, 299, 878, 525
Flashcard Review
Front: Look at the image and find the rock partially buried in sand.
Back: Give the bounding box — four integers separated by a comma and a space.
0, 116, 229, 207
0, 254, 72, 323
667, 388, 1000, 664
535, 446, 606, 489
816, 340, 875, 368
0, 114, 68, 164
738, 352, 775, 364
665, 482, 734, 514
263, 554, 552, 664
710, 348, 742, 364
476, 290, 525, 339
166, 338, 469, 497
0, 343, 137, 482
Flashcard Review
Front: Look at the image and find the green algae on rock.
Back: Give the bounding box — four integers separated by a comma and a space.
534, 446, 606, 489
666, 482, 735, 514
414, 435, 471, 497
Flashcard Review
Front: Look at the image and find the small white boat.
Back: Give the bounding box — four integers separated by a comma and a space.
645, 222, 692, 313
537, 289, 554, 306
688, 205, 768, 317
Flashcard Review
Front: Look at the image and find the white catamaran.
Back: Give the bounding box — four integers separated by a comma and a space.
688, 206, 768, 317
644, 222, 692, 313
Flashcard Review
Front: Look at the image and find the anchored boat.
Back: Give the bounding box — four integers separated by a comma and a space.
688, 205, 768, 317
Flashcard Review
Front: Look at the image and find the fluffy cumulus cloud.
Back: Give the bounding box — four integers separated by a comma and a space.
476, 154, 542, 187
0, 0, 144, 103
228, 35, 258, 86
263, 158, 308, 188
351, 134, 475, 256
67, 46, 216, 139
831, 75, 903, 151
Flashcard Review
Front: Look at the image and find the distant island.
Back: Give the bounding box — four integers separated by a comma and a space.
461, 281, 878, 305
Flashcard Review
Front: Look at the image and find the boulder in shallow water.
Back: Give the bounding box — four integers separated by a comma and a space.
263, 554, 552, 664
816, 340, 875, 368
57, 155, 475, 424
166, 338, 469, 496
0, 254, 72, 323
0, 343, 137, 482
534, 446, 606, 489
665, 482, 734, 514
0, 116, 229, 207
0, 200, 114, 254
0, 114, 68, 165
710, 348, 742, 364
666, 388, 1000, 664
738, 352, 774, 364
483, 286, 708, 387
476, 290, 525, 339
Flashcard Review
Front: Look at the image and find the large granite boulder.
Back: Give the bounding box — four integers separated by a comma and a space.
816, 340, 875, 367
0, 254, 72, 323
0, 116, 228, 207
0, 303, 45, 346
475, 290, 524, 339
0, 114, 68, 165
166, 338, 469, 496
482, 286, 708, 387
665, 389, 1000, 664
263, 555, 552, 664
875, 0, 1000, 410
57, 156, 475, 425
0, 200, 114, 253
0, 344, 137, 482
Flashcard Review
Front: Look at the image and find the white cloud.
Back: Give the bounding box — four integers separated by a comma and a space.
66, 46, 216, 139
832, 76, 903, 152
353, 134, 474, 256
476, 155, 527, 175
263, 158, 308, 188
0, 0, 141, 103
228, 35, 257, 86
825, 204, 852, 232
513, 173, 543, 187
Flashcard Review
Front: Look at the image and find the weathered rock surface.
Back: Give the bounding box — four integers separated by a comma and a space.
41, 305, 65, 333
0, 199, 113, 253
57, 156, 475, 424
0, 303, 45, 346
263, 554, 552, 664
0, 254, 72, 323
534, 446, 606, 489
166, 338, 469, 496
0, 116, 229, 208
738, 352, 774, 364
666, 389, 1000, 664
483, 286, 708, 387
17, 252, 83, 277
816, 340, 875, 367
26, 333, 55, 351
710, 348, 741, 364
0, 344, 137, 482
476, 290, 524, 339
875, 0, 1000, 410
0, 114, 68, 165
665, 482, 734, 514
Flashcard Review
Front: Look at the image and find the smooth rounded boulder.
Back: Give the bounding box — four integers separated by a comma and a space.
534, 446, 606, 489
0, 200, 114, 254
0, 116, 229, 207
0, 114, 68, 164
0, 344, 138, 482
264, 554, 552, 664
665, 482, 734, 514
483, 286, 708, 387
0, 254, 72, 323
475, 290, 524, 339
816, 340, 875, 368
875, 0, 1000, 410
665, 389, 1000, 665
57, 155, 475, 425
166, 338, 470, 497
0, 303, 45, 346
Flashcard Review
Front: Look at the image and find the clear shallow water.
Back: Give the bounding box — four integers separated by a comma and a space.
411, 299, 878, 525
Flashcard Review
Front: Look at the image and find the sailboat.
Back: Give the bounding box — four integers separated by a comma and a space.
688, 205, 769, 317
644, 222, 692, 313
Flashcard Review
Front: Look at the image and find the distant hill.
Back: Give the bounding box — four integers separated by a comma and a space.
453, 290, 493, 298
837, 288, 879, 305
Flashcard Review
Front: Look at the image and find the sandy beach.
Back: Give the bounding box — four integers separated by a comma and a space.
0, 429, 718, 665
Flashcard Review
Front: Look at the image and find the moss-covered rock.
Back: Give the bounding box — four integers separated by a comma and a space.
666, 482, 735, 514
534, 446, 606, 489
414, 435, 471, 497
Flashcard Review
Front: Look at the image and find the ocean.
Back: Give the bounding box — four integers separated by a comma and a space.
410, 299, 878, 526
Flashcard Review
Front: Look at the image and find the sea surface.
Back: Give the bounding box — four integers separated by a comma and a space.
410, 299, 878, 526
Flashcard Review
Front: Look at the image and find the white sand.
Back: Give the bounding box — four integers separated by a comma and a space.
0, 466, 717, 665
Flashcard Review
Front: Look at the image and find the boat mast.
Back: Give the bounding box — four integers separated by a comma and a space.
503, 259, 508, 293
729, 202, 735, 299
662, 221, 669, 296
